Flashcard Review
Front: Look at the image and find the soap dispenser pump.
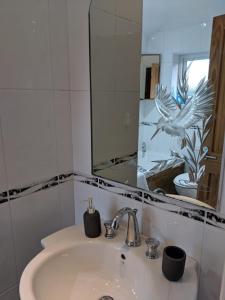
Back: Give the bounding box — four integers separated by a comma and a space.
83, 197, 101, 238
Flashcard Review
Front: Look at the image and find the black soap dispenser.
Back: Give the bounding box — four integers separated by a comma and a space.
83, 197, 101, 238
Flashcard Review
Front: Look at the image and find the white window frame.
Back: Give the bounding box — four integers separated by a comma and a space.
178, 52, 210, 81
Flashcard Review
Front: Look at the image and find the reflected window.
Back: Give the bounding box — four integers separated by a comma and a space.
179, 54, 210, 96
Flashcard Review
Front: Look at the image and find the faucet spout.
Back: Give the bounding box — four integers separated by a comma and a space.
110, 207, 141, 247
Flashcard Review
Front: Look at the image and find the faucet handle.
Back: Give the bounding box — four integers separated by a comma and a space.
104, 221, 115, 239
145, 238, 160, 259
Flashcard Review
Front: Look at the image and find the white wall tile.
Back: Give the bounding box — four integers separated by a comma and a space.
90, 8, 116, 92
0, 203, 17, 294
92, 92, 117, 163
53, 92, 73, 174
142, 204, 204, 262
0, 125, 7, 193
0, 0, 52, 89
200, 21, 213, 53
0, 90, 57, 189
115, 17, 141, 92
219, 153, 225, 214
160, 62, 173, 89
74, 181, 143, 230
116, 0, 142, 23
178, 24, 201, 54
67, 0, 91, 91
146, 32, 164, 55
10, 187, 62, 277
163, 29, 181, 63
92, 91, 139, 164
92, 0, 116, 14
96, 162, 137, 187
71, 91, 91, 174
0, 286, 19, 300
49, 0, 70, 90
198, 224, 225, 300
58, 181, 75, 228
115, 92, 139, 155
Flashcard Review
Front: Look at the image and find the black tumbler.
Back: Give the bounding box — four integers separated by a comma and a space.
162, 246, 186, 281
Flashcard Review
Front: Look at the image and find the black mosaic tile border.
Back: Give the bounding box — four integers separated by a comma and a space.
0, 191, 8, 204
1, 171, 225, 229
74, 173, 99, 188
93, 151, 137, 172
8, 176, 60, 201
97, 178, 143, 203
58, 172, 74, 183
178, 209, 205, 223
73, 172, 225, 229
1, 172, 74, 202
206, 212, 225, 229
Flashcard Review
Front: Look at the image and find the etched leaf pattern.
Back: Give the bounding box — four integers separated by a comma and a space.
183, 116, 211, 183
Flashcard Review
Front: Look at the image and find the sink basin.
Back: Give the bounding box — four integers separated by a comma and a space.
20, 225, 198, 300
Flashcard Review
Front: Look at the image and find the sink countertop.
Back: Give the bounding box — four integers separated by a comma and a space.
41, 224, 199, 285
20, 224, 199, 300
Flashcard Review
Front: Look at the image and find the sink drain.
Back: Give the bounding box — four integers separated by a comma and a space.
99, 296, 114, 300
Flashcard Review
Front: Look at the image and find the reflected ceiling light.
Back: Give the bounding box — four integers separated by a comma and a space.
201, 22, 207, 27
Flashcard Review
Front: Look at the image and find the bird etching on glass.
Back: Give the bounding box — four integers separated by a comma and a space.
151, 71, 215, 141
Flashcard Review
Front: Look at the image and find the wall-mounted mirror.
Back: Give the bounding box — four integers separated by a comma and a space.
89, 0, 225, 209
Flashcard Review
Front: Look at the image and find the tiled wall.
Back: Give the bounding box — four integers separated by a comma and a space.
73, 173, 225, 300
0, 1, 225, 300
0, 1, 74, 299
70, 1, 225, 300
143, 21, 212, 89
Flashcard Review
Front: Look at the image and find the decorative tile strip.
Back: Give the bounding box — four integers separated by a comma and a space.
58, 172, 74, 183
1, 170, 225, 229
178, 209, 205, 223
8, 176, 59, 201
74, 173, 98, 188
143, 192, 164, 204
206, 212, 225, 229
0, 191, 8, 204
93, 160, 114, 173
93, 151, 137, 172
97, 178, 143, 203
114, 151, 137, 166
73, 173, 223, 228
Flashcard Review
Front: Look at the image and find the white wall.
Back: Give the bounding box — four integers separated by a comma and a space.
0, 1, 74, 299
143, 21, 212, 89
69, 1, 225, 300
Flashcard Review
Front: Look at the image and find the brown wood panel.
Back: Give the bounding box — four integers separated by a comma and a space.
150, 63, 160, 99
146, 164, 184, 194
198, 14, 225, 207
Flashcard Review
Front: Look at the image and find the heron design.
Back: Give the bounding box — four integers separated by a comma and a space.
151, 79, 214, 140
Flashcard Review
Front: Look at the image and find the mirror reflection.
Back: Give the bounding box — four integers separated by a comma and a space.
90, 0, 225, 209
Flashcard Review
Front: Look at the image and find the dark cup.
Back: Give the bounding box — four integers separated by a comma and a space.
162, 246, 186, 282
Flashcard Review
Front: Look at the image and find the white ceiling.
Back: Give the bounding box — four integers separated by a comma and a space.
143, 0, 225, 36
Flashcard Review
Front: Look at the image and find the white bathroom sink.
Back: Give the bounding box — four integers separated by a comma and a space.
20, 225, 198, 300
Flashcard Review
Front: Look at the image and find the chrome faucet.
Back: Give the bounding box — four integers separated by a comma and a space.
104, 207, 141, 247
